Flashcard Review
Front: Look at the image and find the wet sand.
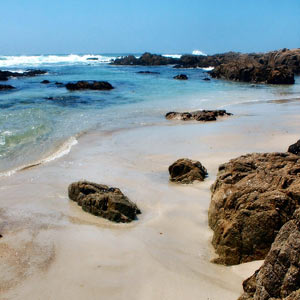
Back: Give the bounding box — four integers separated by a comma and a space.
0, 99, 300, 300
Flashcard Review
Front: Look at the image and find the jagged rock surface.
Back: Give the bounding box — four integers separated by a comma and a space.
66, 81, 114, 91
169, 158, 208, 184
238, 209, 300, 300
209, 152, 300, 265
68, 181, 141, 223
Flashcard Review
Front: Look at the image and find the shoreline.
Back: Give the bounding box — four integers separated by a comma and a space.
1, 97, 300, 299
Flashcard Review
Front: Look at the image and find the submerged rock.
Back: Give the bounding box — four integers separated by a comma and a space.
209, 152, 300, 265
66, 81, 114, 91
238, 208, 300, 300
41, 80, 50, 84
169, 158, 207, 184
137, 71, 160, 74
288, 140, 300, 155
68, 181, 141, 223
165, 110, 232, 122
173, 74, 188, 80
0, 84, 15, 90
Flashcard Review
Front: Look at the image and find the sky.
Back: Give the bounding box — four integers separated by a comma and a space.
1, 0, 300, 55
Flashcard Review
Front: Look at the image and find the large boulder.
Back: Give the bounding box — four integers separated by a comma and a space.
209, 152, 300, 265
169, 158, 208, 184
0, 69, 47, 81
238, 209, 300, 300
210, 62, 295, 84
288, 140, 300, 155
66, 81, 114, 91
68, 181, 141, 223
165, 110, 232, 122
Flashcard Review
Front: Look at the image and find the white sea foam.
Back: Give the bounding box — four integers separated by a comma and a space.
192, 50, 207, 56
201, 66, 214, 71
0, 54, 117, 67
162, 54, 182, 59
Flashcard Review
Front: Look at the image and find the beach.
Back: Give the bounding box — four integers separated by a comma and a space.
1, 93, 300, 299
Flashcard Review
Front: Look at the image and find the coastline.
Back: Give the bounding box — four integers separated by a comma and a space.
1, 97, 300, 299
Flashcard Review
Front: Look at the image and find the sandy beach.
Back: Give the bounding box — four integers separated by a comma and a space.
1, 97, 299, 300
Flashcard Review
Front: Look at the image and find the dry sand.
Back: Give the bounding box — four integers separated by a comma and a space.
1, 99, 300, 300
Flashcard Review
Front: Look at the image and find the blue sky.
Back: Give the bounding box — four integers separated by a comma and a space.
1, 0, 299, 55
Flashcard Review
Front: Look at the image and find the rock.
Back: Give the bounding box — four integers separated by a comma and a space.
66, 81, 114, 91
173, 74, 188, 80
165, 110, 232, 122
203, 77, 211, 81
86, 57, 98, 61
169, 158, 207, 184
0, 84, 15, 91
210, 62, 295, 84
209, 152, 300, 265
288, 140, 300, 155
0, 234, 2, 238
41, 80, 50, 84
0, 69, 47, 81
68, 181, 141, 223
137, 71, 160, 74
112, 52, 178, 66
238, 208, 300, 300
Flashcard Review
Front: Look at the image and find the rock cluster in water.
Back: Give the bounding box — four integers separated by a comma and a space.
173, 74, 188, 80
0, 69, 47, 81
209, 152, 300, 265
66, 81, 114, 91
169, 158, 207, 184
111, 48, 300, 84
166, 110, 232, 122
68, 181, 141, 223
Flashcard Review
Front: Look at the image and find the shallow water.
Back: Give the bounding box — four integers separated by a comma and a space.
1, 54, 300, 174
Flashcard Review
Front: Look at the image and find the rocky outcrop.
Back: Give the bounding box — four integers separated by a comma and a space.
165, 110, 232, 122
238, 209, 300, 300
209, 152, 300, 265
0, 84, 15, 91
169, 158, 208, 184
173, 74, 188, 80
210, 62, 295, 84
66, 81, 114, 91
112, 52, 178, 66
41, 80, 50, 84
68, 181, 141, 223
0, 69, 47, 81
288, 140, 300, 155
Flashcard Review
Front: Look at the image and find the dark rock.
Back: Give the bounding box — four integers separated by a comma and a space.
86, 57, 99, 61
169, 158, 208, 184
174, 74, 188, 80
165, 110, 232, 122
0, 69, 47, 81
0, 234, 2, 238
68, 181, 141, 223
0, 84, 15, 91
137, 71, 160, 74
238, 208, 300, 300
112, 52, 178, 66
203, 77, 211, 81
66, 81, 114, 91
41, 80, 50, 84
210, 62, 295, 84
288, 140, 300, 155
209, 152, 300, 265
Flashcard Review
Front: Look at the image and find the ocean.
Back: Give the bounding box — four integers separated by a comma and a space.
1, 53, 300, 175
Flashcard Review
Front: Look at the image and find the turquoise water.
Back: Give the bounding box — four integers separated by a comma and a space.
1, 54, 300, 173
